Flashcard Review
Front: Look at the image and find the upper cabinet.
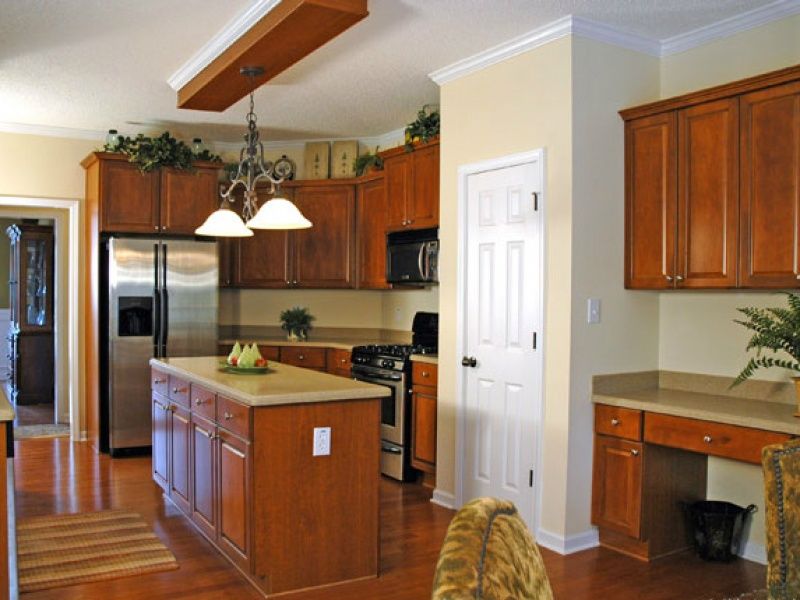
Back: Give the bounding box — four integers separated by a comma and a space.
82, 153, 221, 235
621, 65, 800, 290
382, 139, 439, 232
356, 174, 390, 289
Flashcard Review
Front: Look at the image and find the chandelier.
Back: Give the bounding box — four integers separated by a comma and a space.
196, 66, 312, 237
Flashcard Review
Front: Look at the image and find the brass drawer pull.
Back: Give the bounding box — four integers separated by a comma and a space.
224, 412, 233, 420
298, 354, 305, 360
703, 435, 712, 444
172, 387, 187, 394
611, 418, 620, 426
153, 378, 166, 384
194, 398, 204, 406
630, 449, 639, 456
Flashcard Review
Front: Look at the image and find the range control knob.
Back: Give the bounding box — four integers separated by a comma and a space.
381, 359, 395, 369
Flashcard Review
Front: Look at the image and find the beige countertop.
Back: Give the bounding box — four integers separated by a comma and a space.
151, 356, 390, 407
593, 370, 800, 435
219, 338, 361, 351
0, 387, 13, 422
410, 354, 438, 365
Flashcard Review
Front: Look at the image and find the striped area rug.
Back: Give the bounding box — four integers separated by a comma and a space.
17, 509, 178, 592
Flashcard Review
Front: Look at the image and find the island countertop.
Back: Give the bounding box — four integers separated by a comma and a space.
150, 356, 390, 407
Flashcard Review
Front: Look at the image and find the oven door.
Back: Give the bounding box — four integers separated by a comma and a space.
351, 367, 405, 446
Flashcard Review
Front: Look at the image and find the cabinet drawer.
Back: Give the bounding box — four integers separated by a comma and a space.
168, 375, 190, 408
217, 396, 252, 440
644, 413, 791, 464
151, 368, 168, 397
191, 384, 216, 421
280, 346, 327, 369
595, 405, 642, 441
326, 348, 352, 373
412, 362, 437, 391
261, 345, 280, 362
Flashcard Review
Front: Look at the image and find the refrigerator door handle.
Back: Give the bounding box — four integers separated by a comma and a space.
161, 244, 169, 355
153, 244, 161, 357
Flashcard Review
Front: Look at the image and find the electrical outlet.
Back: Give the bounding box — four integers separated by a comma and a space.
313, 427, 331, 456
587, 298, 601, 324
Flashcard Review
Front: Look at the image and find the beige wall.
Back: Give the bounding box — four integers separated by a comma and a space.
657, 16, 800, 556
566, 37, 661, 536
439, 37, 575, 533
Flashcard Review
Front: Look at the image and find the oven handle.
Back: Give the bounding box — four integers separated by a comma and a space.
351, 368, 402, 383
381, 445, 402, 455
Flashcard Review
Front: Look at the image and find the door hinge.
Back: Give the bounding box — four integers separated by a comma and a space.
532, 192, 539, 211
529, 469, 534, 487
532, 332, 537, 350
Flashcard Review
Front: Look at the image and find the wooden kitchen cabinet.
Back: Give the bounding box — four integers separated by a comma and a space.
621, 65, 800, 290
382, 139, 439, 232
356, 174, 390, 289
411, 362, 437, 475
83, 152, 221, 235
191, 414, 217, 540
217, 428, 251, 572
591, 435, 643, 538
279, 346, 327, 371
152, 394, 170, 493
326, 348, 352, 378
739, 79, 800, 288
169, 403, 192, 515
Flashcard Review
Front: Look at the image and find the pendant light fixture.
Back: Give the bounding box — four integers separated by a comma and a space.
195, 66, 312, 237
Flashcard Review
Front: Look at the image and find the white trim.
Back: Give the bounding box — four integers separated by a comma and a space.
0, 197, 82, 441
167, 0, 282, 92
536, 528, 600, 555
454, 148, 546, 537
429, 16, 573, 85
431, 489, 456, 510
429, 5, 800, 85
741, 539, 767, 565
0, 121, 105, 142
661, 0, 800, 56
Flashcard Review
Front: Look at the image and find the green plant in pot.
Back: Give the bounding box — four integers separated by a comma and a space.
354, 147, 383, 176
733, 293, 800, 415
280, 306, 315, 342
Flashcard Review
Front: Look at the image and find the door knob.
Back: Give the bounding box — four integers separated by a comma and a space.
461, 356, 477, 368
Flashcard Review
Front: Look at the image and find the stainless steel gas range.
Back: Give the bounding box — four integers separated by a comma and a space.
351, 312, 438, 481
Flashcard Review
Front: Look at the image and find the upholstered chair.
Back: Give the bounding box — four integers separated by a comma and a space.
431, 497, 553, 600
762, 437, 800, 600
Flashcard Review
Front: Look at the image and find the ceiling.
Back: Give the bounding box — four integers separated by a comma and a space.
0, 0, 780, 143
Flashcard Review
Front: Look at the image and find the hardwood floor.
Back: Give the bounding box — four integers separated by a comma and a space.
14, 438, 766, 599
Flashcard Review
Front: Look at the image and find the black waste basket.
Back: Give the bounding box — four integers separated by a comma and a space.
686, 500, 757, 562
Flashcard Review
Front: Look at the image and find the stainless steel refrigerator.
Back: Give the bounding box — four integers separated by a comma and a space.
104, 237, 217, 455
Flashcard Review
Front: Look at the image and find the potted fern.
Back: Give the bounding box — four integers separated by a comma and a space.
280, 306, 315, 341
733, 293, 800, 415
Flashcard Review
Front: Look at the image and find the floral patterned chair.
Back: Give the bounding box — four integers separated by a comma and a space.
431, 497, 553, 600
762, 437, 800, 600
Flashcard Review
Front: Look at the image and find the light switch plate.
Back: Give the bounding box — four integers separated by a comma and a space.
587, 298, 601, 324
313, 427, 331, 456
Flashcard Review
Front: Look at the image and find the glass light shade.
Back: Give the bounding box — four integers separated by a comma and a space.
195, 207, 254, 237
246, 198, 312, 230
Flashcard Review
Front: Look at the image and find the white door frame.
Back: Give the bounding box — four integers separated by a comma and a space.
454, 149, 546, 535
0, 196, 81, 441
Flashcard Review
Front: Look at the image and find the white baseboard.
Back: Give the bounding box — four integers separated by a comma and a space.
740, 539, 767, 565
536, 527, 599, 555
431, 489, 456, 509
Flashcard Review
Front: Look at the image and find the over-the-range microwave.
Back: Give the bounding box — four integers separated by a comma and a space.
386, 228, 438, 284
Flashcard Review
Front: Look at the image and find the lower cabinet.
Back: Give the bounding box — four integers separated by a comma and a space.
411, 362, 437, 476
591, 435, 643, 538
152, 394, 169, 492
169, 403, 192, 515
191, 415, 217, 540
217, 429, 251, 571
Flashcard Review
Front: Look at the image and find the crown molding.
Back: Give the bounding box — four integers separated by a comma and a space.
167, 0, 282, 92
430, 3, 800, 85
660, 0, 800, 56
0, 121, 106, 141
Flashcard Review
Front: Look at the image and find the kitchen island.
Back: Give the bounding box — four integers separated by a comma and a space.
149, 356, 389, 597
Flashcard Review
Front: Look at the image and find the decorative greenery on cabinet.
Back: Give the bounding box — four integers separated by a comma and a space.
103, 131, 222, 172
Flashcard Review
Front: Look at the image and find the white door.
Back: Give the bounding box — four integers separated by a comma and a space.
460, 157, 543, 531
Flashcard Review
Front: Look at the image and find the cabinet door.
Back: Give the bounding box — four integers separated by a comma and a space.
356, 177, 390, 289
409, 143, 439, 229
591, 435, 643, 538
411, 386, 437, 472
677, 99, 739, 288
169, 404, 192, 514
292, 185, 356, 288
191, 415, 217, 540
152, 395, 169, 493
100, 160, 160, 233
740, 80, 800, 288
384, 153, 411, 231
217, 429, 250, 572
160, 167, 220, 235
624, 112, 678, 289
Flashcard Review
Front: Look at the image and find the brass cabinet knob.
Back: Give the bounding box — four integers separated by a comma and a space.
675, 275, 684, 282
630, 449, 639, 456
298, 354, 304, 360
153, 378, 165, 384
224, 412, 233, 420
665, 275, 674, 282
611, 418, 620, 426
194, 398, 203, 406
703, 435, 712, 444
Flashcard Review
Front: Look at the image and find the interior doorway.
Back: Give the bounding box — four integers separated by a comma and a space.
455, 149, 545, 533
0, 198, 81, 442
